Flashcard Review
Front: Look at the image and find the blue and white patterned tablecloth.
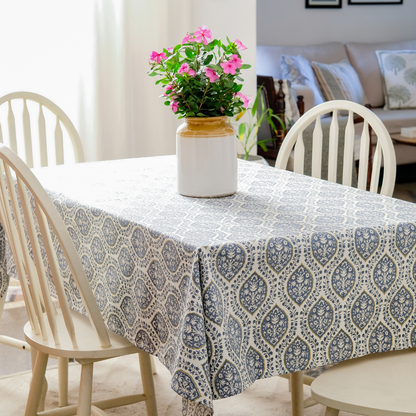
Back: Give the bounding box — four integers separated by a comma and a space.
17, 156, 416, 415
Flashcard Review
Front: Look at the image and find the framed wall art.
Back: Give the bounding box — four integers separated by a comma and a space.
306, 0, 342, 8
348, 0, 402, 4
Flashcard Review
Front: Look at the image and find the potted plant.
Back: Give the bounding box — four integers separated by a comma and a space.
234, 86, 285, 164
148, 26, 251, 198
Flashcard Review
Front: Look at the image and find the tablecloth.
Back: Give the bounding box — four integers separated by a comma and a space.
8, 155, 416, 415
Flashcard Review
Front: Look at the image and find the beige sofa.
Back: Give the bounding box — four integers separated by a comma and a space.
257, 38, 416, 166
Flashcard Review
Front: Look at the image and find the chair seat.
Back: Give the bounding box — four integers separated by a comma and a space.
24, 309, 140, 360
311, 348, 416, 416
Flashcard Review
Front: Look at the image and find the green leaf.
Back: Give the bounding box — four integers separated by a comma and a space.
236, 76, 244, 82
238, 123, 247, 140
224, 78, 233, 88
174, 44, 181, 53
160, 79, 170, 85
233, 84, 243, 93
185, 48, 196, 59
186, 111, 196, 117
204, 42, 214, 52
258, 141, 269, 151
203, 54, 214, 65
270, 113, 286, 131
241, 64, 251, 70
258, 138, 276, 145
226, 35, 231, 44
197, 112, 206, 117
148, 71, 159, 77
251, 92, 259, 117
164, 101, 170, 106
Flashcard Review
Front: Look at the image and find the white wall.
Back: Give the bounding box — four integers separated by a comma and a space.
257, 1, 416, 46
192, 0, 257, 100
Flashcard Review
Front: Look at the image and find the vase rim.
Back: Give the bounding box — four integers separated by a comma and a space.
184, 116, 228, 123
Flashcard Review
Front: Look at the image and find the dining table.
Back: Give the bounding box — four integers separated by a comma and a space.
3, 154, 416, 416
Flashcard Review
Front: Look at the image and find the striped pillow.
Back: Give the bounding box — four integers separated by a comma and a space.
312, 60, 365, 104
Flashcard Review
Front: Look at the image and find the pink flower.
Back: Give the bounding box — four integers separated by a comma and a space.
178, 63, 195, 77
167, 47, 174, 53
178, 63, 190, 75
234, 39, 247, 50
171, 100, 179, 113
195, 25, 212, 45
204, 67, 219, 83
164, 84, 174, 96
220, 61, 237, 75
149, 51, 167, 64
228, 54, 243, 69
182, 33, 195, 44
237, 92, 252, 109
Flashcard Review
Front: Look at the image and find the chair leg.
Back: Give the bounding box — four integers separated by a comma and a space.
0, 290, 7, 322
77, 362, 94, 416
150, 355, 157, 375
325, 407, 340, 416
25, 351, 49, 416
30, 347, 48, 413
290, 371, 304, 416
58, 357, 69, 407
138, 351, 158, 416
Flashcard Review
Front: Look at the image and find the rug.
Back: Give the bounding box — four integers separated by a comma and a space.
0, 354, 359, 416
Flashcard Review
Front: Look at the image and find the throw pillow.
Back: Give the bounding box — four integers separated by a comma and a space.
275, 79, 300, 124
311, 59, 365, 104
280, 54, 325, 107
375, 50, 416, 110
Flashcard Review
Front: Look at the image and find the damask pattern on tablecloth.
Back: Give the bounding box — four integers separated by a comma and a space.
0, 225, 8, 300
10, 156, 416, 415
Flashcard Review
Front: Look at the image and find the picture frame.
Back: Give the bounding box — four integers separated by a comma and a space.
306, 0, 342, 8
348, 0, 402, 4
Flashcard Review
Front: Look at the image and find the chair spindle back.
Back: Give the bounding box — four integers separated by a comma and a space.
276, 100, 396, 197
0, 92, 84, 168
0, 144, 110, 349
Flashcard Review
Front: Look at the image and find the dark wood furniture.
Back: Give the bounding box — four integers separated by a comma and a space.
256, 75, 304, 160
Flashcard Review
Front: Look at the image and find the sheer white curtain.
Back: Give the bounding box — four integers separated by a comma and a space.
0, 0, 191, 162
81, 0, 192, 161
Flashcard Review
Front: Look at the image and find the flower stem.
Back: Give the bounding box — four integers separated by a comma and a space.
198, 85, 209, 111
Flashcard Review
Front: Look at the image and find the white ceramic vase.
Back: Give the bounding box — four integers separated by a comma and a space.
176, 116, 237, 198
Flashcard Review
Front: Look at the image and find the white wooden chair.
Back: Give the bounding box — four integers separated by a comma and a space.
0, 144, 157, 416
0, 91, 84, 168
275, 100, 396, 197
311, 348, 416, 416
0, 91, 85, 408
275, 100, 396, 415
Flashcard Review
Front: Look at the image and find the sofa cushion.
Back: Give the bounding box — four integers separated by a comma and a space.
281, 80, 300, 124
312, 59, 365, 104
376, 50, 416, 110
345, 38, 416, 108
257, 42, 347, 80
281, 55, 325, 106
372, 107, 416, 134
